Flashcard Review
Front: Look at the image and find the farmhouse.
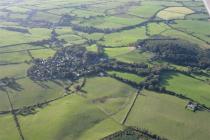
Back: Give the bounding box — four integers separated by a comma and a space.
185, 102, 198, 112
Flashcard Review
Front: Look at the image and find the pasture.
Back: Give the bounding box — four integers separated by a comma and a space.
17, 77, 136, 140
126, 90, 210, 140
0, 0, 210, 139
108, 71, 145, 84
161, 71, 210, 107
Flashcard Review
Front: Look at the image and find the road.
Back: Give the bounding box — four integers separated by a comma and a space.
203, 0, 210, 15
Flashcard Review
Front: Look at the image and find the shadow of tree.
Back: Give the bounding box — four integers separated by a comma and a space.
33, 81, 50, 89
160, 71, 179, 86
0, 78, 23, 92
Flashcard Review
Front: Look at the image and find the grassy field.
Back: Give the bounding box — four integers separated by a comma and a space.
0, 114, 20, 140
30, 49, 56, 59
128, 5, 163, 18
172, 20, 210, 43
161, 71, 210, 107
1, 0, 210, 139
115, 50, 153, 63
0, 51, 31, 64
100, 27, 147, 47
0, 44, 44, 53
157, 7, 194, 20
18, 95, 122, 140
126, 90, 210, 140
161, 29, 210, 48
0, 77, 136, 139
0, 78, 65, 111
0, 28, 51, 46
83, 77, 136, 115
108, 71, 145, 84
77, 16, 145, 29
0, 63, 30, 78
104, 47, 133, 57
16, 77, 136, 140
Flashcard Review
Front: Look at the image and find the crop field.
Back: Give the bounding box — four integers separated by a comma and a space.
157, 7, 194, 20
0, 0, 210, 139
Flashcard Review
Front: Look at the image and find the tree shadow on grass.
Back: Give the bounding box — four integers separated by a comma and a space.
160, 71, 179, 86
33, 81, 50, 89
0, 80, 23, 92
51, 80, 64, 87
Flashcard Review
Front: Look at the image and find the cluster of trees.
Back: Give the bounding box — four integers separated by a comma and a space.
139, 36, 210, 68
49, 29, 66, 48
71, 23, 116, 34
14, 102, 48, 116
105, 63, 170, 90
102, 126, 168, 140
100, 61, 150, 77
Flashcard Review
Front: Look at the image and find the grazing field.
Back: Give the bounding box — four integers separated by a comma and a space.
126, 90, 210, 140
108, 71, 145, 84
0, 63, 30, 78
172, 20, 210, 43
0, 51, 31, 64
0, 114, 20, 140
0, 78, 64, 111
113, 50, 153, 63
17, 77, 136, 140
0, 28, 51, 46
100, 27, 147, 47
128, 5, 163, 18
30, 49, 56, 59
0, 0, 210, 139
18, 95, 122, 140
77, 16, 146, 29
161, 72, 210, 107
83, 77, 136, 115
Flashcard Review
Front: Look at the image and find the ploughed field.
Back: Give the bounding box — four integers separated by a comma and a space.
0, 0, 210, 140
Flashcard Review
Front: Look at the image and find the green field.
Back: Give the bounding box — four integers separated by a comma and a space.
126, 90, 210, 140
30, 49, 56, 59
16, 77, 136, 140
18, 95, 122, 140
161, 72, 210, 107
1, 0, 210, 139
0, 114, 20, 140
100, 27, 147, 47
157, 7, 194, 20
108, 71, 145, 84
0, 78, 65, 111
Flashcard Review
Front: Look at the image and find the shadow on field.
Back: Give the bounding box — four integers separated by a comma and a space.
33, 81, 50, 89
160, 71, 179, 86
0, 81, 23, 92
52, 80, 63, 87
